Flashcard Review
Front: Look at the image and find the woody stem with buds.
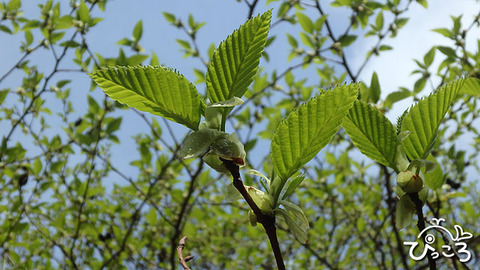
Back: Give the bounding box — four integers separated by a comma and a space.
409, 192, 437, 270
221, 159, 286, 270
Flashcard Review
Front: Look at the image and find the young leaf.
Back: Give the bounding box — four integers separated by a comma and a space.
424, 155, 444, 190
209, 97, 244, 108
342, 100, 398, 170
206, 10, 272, 104
271, 84, 358, 180
178, 129, 223, 159
370, 72, 381, 103
282, 174, 306, 200
78, 0, 89, 23
133, 20, 143, 41
295, 12, 314, 34
89, 66, 205, 130
275, 208, 308, 244
395, 195, 415, 229
459, 77, 480, 96
385, 88, 412, 108
400, 79, 463, 160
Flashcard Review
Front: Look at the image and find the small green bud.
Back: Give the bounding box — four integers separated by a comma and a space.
202, 152, 229, 174
246, 186, 274, 215
248, 210, 257, 226
396, 171, 424, 193
210, 133, 246, 165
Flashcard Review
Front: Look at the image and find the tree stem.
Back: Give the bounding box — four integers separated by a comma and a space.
409, 192, 436, 270
223, 159, 286, 270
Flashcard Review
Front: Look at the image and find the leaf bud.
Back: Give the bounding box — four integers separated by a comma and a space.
396, 171, 424, 193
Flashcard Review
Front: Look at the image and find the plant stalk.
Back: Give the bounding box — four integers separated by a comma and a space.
409, 192, 436, 270
223, 159, 286, 270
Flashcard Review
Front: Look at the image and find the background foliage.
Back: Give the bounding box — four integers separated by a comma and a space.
1, 0, 479, 269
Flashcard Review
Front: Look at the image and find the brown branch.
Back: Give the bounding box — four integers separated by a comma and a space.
409, 193, 437, 270
222, 159, 285, 270
177, 236, 194, 270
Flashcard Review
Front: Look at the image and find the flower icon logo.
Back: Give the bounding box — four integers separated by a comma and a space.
403, 218, 473, 263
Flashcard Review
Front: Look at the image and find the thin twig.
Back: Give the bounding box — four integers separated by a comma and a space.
169, 160, 204, 269
177, 236, 194, 270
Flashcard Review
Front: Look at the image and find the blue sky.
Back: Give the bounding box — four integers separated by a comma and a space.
1, 0, 479, 180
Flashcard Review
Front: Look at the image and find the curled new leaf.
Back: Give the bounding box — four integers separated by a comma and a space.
178, 129, 223, 159
395, 195, 415, 230
210, 133, 246, 165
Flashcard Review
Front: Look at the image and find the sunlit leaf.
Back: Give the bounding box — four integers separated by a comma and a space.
342, 100, 398, 170
271, 84, 358, 180
206, 10, 271, 103
89, 66, 205, 130
401, 79, 463, 160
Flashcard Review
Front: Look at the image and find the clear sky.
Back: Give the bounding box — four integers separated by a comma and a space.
1, 0, 479, 180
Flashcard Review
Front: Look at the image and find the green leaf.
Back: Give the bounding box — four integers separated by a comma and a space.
369, 72, 381, 103
0, 25, 13, 34
178, 129, 223, 159
424, 155, 444, 190
209, 97, 244, 108
89, 66, 205, 130
7, 0, 20, 10
275, 208, 308, 244
0, 90, 9, 105
78, 1, 89, 23
416, 0, 428, 8
401, 80, 463, 160
385, 89, 412, 108
375, 11, 384, 30
150, 51, 159, 66
379, 45, 393, 51
296, 12, 314, 34
423, 47, 436, 67
282, 174, 305, 200
437, 46, 456, 58
24, 31, 33, 45
133, 20, 143, 41
395, 195, 415, 229
459, 77, 480, 96
342, 100, 398, 169
206, 10, 271, 104
432, 28, 452, 38
163, 12, 176, 23
33, 158, 43, 175
286, 33, 298, 47
279, 200, 309, 231
271, 84, 358, 180
106, 117, 122, 134
338, 34, 357, 47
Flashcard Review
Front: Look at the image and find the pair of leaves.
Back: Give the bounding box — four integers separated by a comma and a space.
343, 79, 464, 173
89, 11, 272, 131
271, 84, 358, 181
